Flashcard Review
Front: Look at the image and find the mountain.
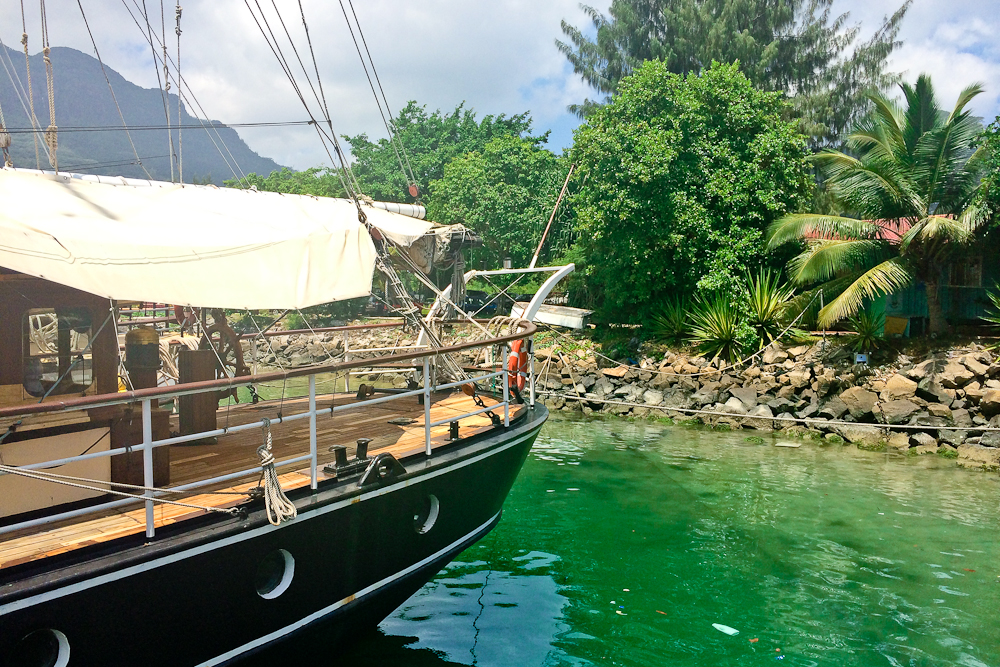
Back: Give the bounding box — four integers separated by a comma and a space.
0, 45, 283, 182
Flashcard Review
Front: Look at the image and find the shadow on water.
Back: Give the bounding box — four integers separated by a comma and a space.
244, 414, 1000, 667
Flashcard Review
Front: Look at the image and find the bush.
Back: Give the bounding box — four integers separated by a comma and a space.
650, 297, 689, 344
688, 292, 755, 363
745, 269, 795, 345
844, 308, 885, 353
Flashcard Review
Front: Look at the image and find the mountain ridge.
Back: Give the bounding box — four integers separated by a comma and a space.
0, 45, 283, 182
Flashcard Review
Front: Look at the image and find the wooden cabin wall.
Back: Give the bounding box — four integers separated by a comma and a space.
0, 273, 117, 408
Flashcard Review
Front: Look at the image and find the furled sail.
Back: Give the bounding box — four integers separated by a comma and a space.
0, 169, 433, 309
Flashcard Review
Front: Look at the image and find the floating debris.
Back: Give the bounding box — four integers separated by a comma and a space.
712, 623, 739, 636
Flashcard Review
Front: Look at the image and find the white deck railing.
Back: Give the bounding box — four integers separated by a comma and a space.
0, 322, 536, 540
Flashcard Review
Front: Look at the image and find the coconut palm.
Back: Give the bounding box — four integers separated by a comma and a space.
766, 75, 988, 333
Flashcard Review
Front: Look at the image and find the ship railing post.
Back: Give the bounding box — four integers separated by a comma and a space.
422, 356, 432, 456
251, 339, 258, 375
528, 335, 535, 408
502, 343, 510, 427
309, 374, 318, 490
343, 331, 350, 393
142, 398, 155, 538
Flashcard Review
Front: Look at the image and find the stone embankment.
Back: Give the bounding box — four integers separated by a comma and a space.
241, 327, 1000, 472
534, 341, 1000, 472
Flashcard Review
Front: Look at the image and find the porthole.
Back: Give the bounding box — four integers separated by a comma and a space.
413, 494, 440, 535
12, 629, 70, 667
255, 549, 295, 599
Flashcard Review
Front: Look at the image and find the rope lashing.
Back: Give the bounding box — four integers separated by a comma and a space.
41, 0, 58, 172
20, 28, 40, 169
257, 418, 297, 526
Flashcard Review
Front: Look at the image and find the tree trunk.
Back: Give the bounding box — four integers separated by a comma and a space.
925, 279, 948, 334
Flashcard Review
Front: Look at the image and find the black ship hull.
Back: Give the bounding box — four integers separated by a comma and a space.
0, 405, 546, 666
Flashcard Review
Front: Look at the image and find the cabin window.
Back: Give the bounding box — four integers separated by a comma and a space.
22, 307, 94, 398
947, 255, 982, 287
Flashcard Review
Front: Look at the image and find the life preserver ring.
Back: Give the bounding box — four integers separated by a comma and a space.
173, 305, 185, 324
507, 339, 528, 392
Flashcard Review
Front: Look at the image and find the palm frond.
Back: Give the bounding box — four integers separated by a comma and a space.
817, 257, 913, 327
947, 82, 985, 125
898, 215, 972, 254
766, 214, 881, 248
788, 239, 893, 284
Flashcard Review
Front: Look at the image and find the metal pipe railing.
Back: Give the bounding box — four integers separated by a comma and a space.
1, 324, 531, 539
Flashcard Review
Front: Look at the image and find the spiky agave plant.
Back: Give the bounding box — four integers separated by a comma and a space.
688, 292, 747, 363
982, 286, 1000, 348
650, 297, 689, 345
745, 269, 795, 346
845, 308, 885, 353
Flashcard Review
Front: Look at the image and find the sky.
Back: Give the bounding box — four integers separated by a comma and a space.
1, 0, 998, 171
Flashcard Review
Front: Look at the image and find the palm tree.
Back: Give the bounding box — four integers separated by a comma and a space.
767, 75, 987, 334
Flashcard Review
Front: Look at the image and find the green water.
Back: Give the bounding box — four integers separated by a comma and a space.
260, 415, 1000, 666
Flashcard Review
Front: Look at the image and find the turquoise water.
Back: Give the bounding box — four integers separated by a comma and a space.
258, 415, 1000, 666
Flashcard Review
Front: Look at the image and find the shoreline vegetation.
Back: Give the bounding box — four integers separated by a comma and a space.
244, 325, 1000, 474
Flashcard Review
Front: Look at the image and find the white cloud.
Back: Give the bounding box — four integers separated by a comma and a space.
2, 0, 998, 171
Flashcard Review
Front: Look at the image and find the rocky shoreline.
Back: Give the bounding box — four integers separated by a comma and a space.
243, 327, 1000, 472
534, 341, 1000, 472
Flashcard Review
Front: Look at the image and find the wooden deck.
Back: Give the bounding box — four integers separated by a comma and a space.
0, 390, 519, 571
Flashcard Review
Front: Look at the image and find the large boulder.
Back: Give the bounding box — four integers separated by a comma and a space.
887, 432, 911, 451
883, 374, 918, 400
723, 396, 749, 415
957, 444, 1000, 471
958, 354, 990, 378
786, 369, 812, 389
926, 403, 952, 419
729, 386, 758, 409
818, 396, 849, 419
938, 362, 975, 389
878, 400, 920, 425
980, 389, 1000, 418
839, 386, 878, 420
833, 424, 883, 446
904, 358, 945, 381
745, 404, 775, 431
643, 389, 665, 406
761, 345, 788, 365
916, 379, 957, 405
910, 432, 938, 449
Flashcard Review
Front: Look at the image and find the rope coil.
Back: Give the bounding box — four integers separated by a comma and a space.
258, 418, 297, 525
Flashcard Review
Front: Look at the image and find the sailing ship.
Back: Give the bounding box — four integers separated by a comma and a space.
0, 164, 579, 665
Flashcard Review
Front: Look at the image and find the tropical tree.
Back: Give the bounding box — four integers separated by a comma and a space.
767, 75, 988, 334
427, 135, 573, 269
557, 0, 910, 144
571, 61, 809, 323
345, 102, 540, 203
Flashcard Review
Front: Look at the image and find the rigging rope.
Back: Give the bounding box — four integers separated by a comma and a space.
0, 463, 242, 514
174, 2, 183, 182
76, 0, 154, 179
39, 0, 57, 172
19, 0, 40, 169
258, 418, 297, 525
0, 83, 11, 167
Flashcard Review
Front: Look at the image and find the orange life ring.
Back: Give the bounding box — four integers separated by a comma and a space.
173, 305, 185, 324
507, 339, 528, 392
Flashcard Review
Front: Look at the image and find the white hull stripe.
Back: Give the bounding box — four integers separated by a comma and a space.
0, 427, 539, 616
197, 511, 501, 667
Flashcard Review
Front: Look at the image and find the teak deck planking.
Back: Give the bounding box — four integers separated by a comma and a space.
0, 391, 520, 571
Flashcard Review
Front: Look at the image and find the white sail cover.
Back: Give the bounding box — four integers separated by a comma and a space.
0, 169, 433, 309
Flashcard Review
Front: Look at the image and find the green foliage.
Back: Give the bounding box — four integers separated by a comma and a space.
745, 269, 795, 345
571, 61, 809, 322
345, 102, 540, 203
976, 117, 1000, 220
650, 297, 689, 345
224, 167, 348, 197
982, 285, 1000, 348
427, 135, 573, 268
768, 74, 988, 333
844, 307, 885, 353
688, 292, 755, 363
557, 0, 910, 145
